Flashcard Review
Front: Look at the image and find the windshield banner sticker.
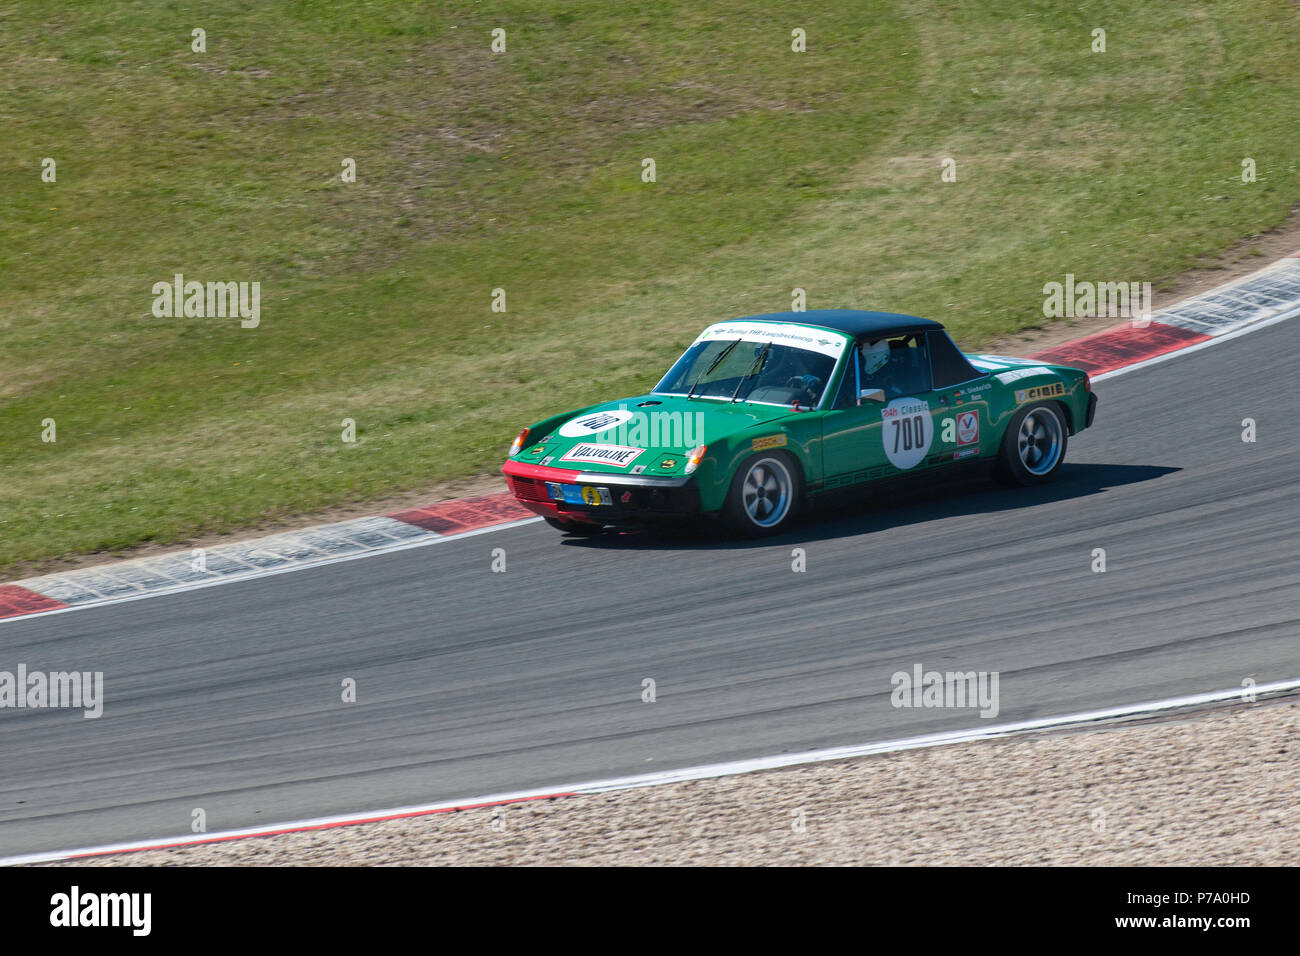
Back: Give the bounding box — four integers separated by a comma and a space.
693, 321, 848, 359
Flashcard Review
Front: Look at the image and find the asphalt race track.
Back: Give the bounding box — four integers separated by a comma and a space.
3, 318, 1298, 858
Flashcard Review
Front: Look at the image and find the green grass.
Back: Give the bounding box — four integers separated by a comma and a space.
2, 0, 1299, 575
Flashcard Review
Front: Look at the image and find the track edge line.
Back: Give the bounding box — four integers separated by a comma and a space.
6, 676, 1297, 866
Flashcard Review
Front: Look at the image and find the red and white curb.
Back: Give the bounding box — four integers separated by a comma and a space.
1030, 254, 1300, 375
0, 498, 539, 622
4, 676, 1296, 866
3, 252, 1299, 623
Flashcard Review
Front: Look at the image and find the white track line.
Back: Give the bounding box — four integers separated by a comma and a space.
4, 676, 1296, 866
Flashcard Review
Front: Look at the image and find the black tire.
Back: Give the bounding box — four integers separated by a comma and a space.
723, 451, 802, 536
544, 516, 605, 536
994, 402, 1068, 486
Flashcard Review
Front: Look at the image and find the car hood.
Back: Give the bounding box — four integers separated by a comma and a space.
519, 394, 796, 475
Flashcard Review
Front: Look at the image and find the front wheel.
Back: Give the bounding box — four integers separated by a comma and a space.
723, 452, 801, 536
994, 402, 1068, 486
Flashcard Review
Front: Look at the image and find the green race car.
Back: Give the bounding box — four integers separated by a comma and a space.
503, 310, 1098, 536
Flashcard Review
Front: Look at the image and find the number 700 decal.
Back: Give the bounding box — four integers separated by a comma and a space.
891, 414, 925, 452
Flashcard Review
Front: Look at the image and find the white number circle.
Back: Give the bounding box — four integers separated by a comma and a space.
881, 398, 932, 469
559, 409, 635, 437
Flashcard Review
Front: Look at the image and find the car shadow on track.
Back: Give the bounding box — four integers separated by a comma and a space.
560, 462, 1179, 551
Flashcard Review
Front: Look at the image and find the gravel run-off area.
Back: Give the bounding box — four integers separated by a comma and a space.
52, 697, 1300, 866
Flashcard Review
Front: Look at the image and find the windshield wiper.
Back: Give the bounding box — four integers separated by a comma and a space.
730, 342, 772, 403
687, 339, 740, 400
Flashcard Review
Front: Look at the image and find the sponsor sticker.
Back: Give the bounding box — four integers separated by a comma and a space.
956, 410, 979, 445
691, 321, 849, 360
952, 447, 978, 460
956, 382, 992, 398
559, 410, 635, 438
558, 443, 645, 468
982, 355, 1042, 365
752, 434, 788, 451
659, 458, 677, 470
1015, 381, 1066, 403
995, 366, 1055, 384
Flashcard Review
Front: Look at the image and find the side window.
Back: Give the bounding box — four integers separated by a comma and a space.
833, 346, 859, 409
927, 331, 982, 389
860, 334, 932, 397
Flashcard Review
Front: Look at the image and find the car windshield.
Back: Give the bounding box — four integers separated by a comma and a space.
654, 338, 837, 407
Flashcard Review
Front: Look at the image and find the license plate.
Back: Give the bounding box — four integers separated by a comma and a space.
548, 483, 611, 506
582, 485, 612, 506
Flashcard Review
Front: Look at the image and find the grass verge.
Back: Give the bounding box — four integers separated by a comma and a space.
3, 0, 1299, 574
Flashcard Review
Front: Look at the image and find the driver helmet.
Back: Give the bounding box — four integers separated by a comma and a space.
861, 338, 890, 376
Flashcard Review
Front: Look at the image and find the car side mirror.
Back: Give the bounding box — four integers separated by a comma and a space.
858, 388, 885, 405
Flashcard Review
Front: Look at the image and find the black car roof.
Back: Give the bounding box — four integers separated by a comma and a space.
722, 309, 944, 340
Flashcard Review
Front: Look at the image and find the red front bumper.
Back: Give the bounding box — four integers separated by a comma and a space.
502, 458, 703, 526
500, 459, 599, 524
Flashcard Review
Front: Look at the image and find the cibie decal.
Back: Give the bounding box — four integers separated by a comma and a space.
752, 434, 787, 451
559, 409, 635, 438
882, 398, 932, 470
1015, 382, 1066, 403
956, 410, 979, 445
558, 443, 644, 468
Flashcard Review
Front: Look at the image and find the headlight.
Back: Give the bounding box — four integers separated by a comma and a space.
508, 427, 529, 457
684, 445, 707, 475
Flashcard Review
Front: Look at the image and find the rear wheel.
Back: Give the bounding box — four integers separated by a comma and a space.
724, 452, 801, 536
995, 402, 1068, 485
544, 516, 605, 536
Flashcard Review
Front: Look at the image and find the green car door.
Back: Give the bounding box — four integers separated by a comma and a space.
821, 334, 947, 486
818, 342, 891, 489
819, 330, 1002, 485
